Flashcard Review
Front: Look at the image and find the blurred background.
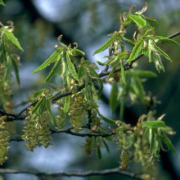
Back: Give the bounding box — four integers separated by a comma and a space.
0, 0, 180, 179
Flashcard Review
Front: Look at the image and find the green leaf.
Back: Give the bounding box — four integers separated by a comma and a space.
33, 49, 62, 73
110, 83, 119, 112
98, 112, 116, 125
33, 89, 46, 98
161, 133, 177, 154
97, 146, 102, 160
132, 74, 144, 103
93, 36, 114, 55
3, 29, 23, 51
133, 70, 157, 78
32, 96, 46, 114
102, 139, 110, 154
78, 65, 86, 79
106, 66, 117, 81
4, 56, 11, 81
129, 14, 146, 27
45, 58, 61, 82
66, 53, 80, 82
0, 0, 5, 6
122, 37, 134, 46
11, 56, 20, 86
46, 99, 54, 125
142, 121, 167, 129
88, 66, 103, 97
153, 53, 165, 72
121, 61, 126, 84
152, 41, 172, 61
71, 49, 85, 56
145, 18, 159, 27
127, 39, 143, 62
63, 96, 70, 113
156, 36, 180, 47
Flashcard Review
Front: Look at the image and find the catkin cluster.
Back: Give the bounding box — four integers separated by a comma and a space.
55, 99, 67, 129
22, 107, 52, 151
86, 99, 101, 129
0, 115, 10, 165
68, 94, 86, 132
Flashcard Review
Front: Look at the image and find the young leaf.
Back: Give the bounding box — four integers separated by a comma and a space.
32, 96, 45, 114
33, 89, 46, 98
46, 99, 54, 125
66, 53, 80, 82
71, 49, 85, 56
127, 39, 143, 62
64, 96, 70, 113
153, 53, 165, 72
88, 66, 103, 97
132, 74, 144, 103
93, 36, 114, 55
155, 36, 180, 47
102, 139, 110, 154
121, 61, 126, 84
45, 58, 61, 82
145, 18, 159, 27
97, 146, 102, 160
133, 70, 157, 78
129, 14, 146, 27
11, 56, 20, 86
142, 121, 167, 129
3, 29, 23, 51
152, 42, 172, 61
33, 48, 62, 73
0, 0, 5, 6
161, 133, 177, 154
4, 56, 11, 81
98, 112, 116, 125
106, 65, 117, 81
85, 73, 89, 100
110, 83, 119, 112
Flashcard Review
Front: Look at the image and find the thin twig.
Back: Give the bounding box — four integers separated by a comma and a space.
0, 167, 145, 179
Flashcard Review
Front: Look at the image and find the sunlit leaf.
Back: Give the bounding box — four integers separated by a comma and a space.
145, 17, 159, 27
161, 133, 177, 154
156, 36, 180, 46
93, 36, 114, 55
127, 39, 143, 62
64, 96, 70, 113
98, 112, 116, 125
46, 99, 54, 125
121, 61, 126, 84
71, 49, 85, 56
33, 48, 62, 73
97, 146, 102, 160
0, 0, 5, 6
45, 58, 61, 82
102, 139, 110, 154
142, 121, 167, 129
110, 83, 119, 112
11, 56, 20, 86
66, 52, 80, 82
129, 14, 146, 27
3, 28, 23, 51
152, 41, 172, 61
32, 96, 45, 114
133, 70, 157, 78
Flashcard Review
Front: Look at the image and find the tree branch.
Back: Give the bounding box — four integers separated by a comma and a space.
6, 30, 180, 119
0, 167, 145, 179
10, 126, 116, 142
